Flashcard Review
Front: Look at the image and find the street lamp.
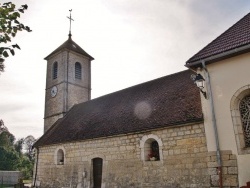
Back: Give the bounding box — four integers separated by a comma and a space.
191, 73, 207, 99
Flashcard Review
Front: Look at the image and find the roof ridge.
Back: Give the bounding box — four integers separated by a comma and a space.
88, 69, 189, 102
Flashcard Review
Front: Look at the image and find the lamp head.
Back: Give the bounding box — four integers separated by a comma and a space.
194, 74, 205, 89
191, 73, 207, 99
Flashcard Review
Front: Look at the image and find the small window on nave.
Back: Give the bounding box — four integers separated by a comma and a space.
145, 139, 160, 161
57, 149, 64, 165
140, 134, 163, 162
75, 62, 82, 79
53, 62, 58, 79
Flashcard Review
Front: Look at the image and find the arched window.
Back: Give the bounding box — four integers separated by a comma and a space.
53, 62, 58, 79
145, 139, 160, 161
230, 85, 250, 155
140, 134, 163, 162
57, 149, 64, 165
239, 95, 250, 147
75, 62, 82, 79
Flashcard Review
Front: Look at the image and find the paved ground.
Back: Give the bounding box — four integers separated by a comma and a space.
24, 183, 32, 187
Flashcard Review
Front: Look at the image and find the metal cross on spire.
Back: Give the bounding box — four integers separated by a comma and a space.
67, 9, 74, 37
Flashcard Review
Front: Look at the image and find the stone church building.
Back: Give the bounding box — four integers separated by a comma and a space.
33, 13, 250, 188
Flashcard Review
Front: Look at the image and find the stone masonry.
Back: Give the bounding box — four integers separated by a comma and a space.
44, 50, 91, 132
207, 150, 238, 188
34, 123, 239, 188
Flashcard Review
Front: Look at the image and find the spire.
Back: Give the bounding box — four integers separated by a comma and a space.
67, 9, 74, 38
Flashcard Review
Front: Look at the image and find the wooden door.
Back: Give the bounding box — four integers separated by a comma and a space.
93, 158, 103, 188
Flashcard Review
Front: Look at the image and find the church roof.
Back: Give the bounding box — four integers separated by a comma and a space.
44, 35, 94, 60
34, 70, 202, 147
186, 12, 250, 67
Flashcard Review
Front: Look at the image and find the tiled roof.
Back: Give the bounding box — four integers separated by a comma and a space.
44, 35, 94, 60
186, 12, 250, 66
34, 70, 202, 147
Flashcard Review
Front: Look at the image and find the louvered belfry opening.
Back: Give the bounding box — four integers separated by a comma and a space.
53, 61, 58, 79
75, 62, 82, 79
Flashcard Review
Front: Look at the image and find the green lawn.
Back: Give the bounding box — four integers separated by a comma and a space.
23, 180, 32, 184
0, 184, 14, 188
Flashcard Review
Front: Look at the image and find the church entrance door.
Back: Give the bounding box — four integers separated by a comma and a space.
93, 158, 103, 188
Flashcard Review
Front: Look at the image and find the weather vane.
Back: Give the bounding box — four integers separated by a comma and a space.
67, 9, 74, 37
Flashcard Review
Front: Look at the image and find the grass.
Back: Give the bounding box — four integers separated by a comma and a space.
0, 184, 13, 188
23, 180, 32, 184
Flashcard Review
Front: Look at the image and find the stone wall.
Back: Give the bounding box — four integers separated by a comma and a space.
207, 150, 238, 187
0, 171, 21, 185
34, 123, 238, 188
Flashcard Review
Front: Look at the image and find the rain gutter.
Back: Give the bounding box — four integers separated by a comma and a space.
201, 61, 223, 188
185, 43, 250, 68
186, 57, 223, 187
33, 147, 39, 187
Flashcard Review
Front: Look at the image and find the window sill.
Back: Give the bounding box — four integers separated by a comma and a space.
143, 160, 163, 166
56, 163, 64, 167
238, 147, 250, 155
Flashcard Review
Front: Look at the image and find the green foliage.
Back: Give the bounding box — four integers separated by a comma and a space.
15, 154, 34, 179
0, 131, 15, 148
0, 120, 35, 179
0, 147, 19, 170
23, 135, 36, 161
0, 125, 18, 170
14, 138, 24, 155
0, 2, 31, 72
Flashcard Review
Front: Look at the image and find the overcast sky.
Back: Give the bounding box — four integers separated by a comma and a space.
0, 0, 249, 140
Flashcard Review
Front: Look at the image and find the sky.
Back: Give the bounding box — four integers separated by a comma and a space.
0, 0, 249, 140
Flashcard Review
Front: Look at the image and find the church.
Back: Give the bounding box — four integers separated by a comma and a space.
33, 12, 250, 188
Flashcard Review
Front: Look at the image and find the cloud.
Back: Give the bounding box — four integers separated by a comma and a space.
0, 0, 249, 140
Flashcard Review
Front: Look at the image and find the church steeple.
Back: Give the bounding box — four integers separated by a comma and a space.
44, 36, 94, 61
43, 11, 94, 132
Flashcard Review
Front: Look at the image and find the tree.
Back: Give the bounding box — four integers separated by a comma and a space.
0, 120, 36, 179
0, 119, 8, 132
0, 147, 19, 170
14, 138, 24, 155
0, 2, 32, 72
0, 120, 15, 147
0, 120, 18, 170
23, 135, 36, 161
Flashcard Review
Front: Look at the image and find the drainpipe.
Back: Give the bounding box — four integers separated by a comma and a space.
201, 61, 223, 188
33, 147, 39, 187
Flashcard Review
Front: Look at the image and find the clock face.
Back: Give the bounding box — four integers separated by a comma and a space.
51, 86, 58, 97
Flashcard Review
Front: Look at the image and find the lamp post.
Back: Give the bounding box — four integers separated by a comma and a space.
191, 73, 207, 99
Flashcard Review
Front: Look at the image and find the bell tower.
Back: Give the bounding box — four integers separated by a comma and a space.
43, 10, 94, 132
